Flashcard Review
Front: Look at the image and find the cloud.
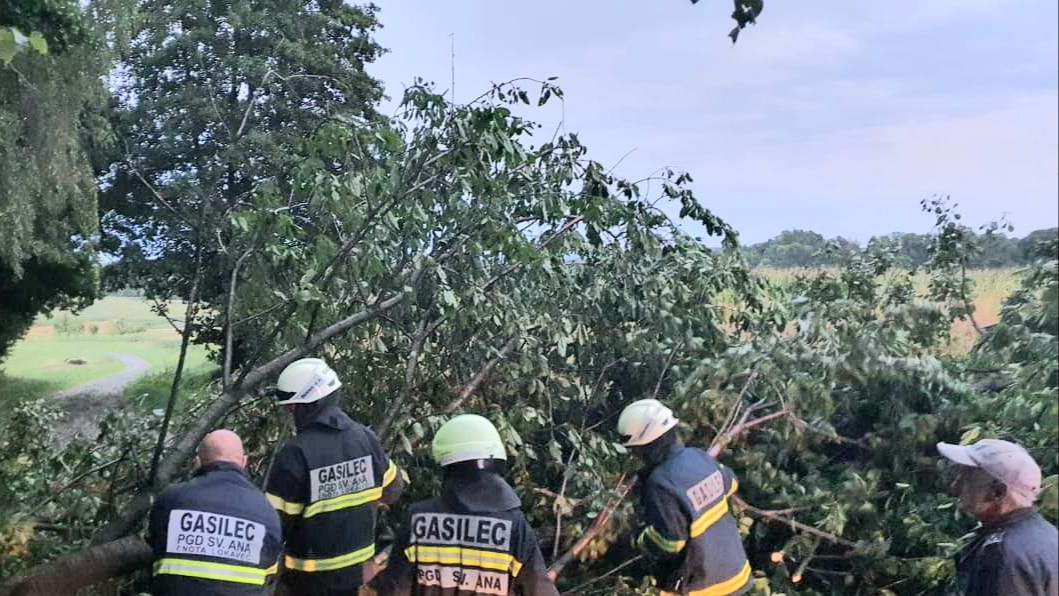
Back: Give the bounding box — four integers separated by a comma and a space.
674, 91, 1059, 236
369, 0, 1059, 241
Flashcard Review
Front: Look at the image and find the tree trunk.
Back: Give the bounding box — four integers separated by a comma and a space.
0, 536, 152, 596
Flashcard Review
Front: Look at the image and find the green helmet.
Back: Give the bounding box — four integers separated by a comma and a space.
432, 414, 507, 466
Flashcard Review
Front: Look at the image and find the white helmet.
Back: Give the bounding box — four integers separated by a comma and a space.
274, 358, 342, 405
617, 398, 679, 446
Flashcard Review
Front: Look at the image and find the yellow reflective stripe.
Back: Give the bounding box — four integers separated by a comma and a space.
266, 492, 305, 515
382, 461, 398, 487
153, 557, 271, 585
638, 526, 686, 553
302, 486, 382, 518
727, 477, 739, 498
404, 545, 516, 573
677, 561, 752, 596
285, 543, 375, 572
265, 563, 279, 575
510, 557, 523, 577
690, 497, 731, 538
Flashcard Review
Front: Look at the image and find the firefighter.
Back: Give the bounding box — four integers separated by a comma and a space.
147, 429, 283, 595
370, 413, 559, 596
265, 357, 406, 595
617, 399, 751, 596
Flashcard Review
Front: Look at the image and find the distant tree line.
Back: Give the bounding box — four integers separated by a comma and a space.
741, 227, 1058, 269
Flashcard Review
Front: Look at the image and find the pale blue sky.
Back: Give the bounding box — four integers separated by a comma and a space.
367, 0, 1058, 244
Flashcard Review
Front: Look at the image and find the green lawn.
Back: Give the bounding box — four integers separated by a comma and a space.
1, 335, 211, 393
1, 296, 214, 398
126, 368, 218, 412
0, 375, 63, 405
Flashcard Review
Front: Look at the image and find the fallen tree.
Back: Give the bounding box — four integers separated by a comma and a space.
4, 81, 1057, 596
1, 77, 743, 592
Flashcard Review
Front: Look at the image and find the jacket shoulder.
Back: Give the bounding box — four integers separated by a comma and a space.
999, 514, 1059, 556
407, 497, 446, 515
155, 479, 194, 505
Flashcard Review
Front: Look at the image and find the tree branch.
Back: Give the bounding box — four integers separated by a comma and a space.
552, 447, 581, 560
377, 315, 445, 439
481, 216, 582, 293
234, 70, 274, 139
708, 408, 790, 458
148, 240, 204, 484
651, 340, 684, 400
561, 555, 643, 595
732, 496, 857, 549
547, 475, 635, 581
224, 249, 255, 391
791, 536, 821, 584
960, 263, 984, 335
129, 165, 195, 229
34, 456, 126, 512
149, 298, 184, 335
443, 336, 521, 413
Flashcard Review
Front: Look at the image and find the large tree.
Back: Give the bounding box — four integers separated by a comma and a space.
99, 0, 387, 366
0, 0, 111, 358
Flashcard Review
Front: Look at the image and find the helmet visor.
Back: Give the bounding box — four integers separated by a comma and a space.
271, 387, 297, 404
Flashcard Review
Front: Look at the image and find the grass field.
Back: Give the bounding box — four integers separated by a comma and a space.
1, 297, 212, 398
755, 267, 1020, 353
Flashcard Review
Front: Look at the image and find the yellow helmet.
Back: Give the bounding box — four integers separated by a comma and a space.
432, 414, 507, 466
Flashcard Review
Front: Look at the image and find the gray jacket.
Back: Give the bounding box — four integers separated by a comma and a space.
957, 508, 1059, 596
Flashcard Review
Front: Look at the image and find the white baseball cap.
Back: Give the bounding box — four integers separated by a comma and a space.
937, 439, 1043, 504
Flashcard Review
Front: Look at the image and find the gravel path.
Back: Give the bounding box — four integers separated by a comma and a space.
51, 353, 152, 448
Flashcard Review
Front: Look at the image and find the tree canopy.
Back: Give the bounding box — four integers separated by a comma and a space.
0, 0, 114, 357
743, 226, 1057, 270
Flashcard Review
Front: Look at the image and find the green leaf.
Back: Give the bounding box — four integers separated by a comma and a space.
0, 28, 18, 65
548, 440, 562, 461
1040, 475, 1059, 520
959, 427, 981, 445
27, 31, 48, 55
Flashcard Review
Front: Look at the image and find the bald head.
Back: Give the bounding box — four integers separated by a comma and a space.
196, 429, 247, 469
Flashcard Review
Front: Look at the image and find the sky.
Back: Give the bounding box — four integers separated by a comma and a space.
365, 0, 1058, 245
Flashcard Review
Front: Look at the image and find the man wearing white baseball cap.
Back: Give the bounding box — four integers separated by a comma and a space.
938, 438, 1058, 596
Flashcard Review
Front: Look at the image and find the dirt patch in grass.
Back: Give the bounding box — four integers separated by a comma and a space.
25, 325, 55, 338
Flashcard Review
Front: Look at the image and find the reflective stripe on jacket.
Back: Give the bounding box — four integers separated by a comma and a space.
264, 405, 404, 594
636, 443, 751, 596
371, 473, 559, 596
147, 462, 283, 596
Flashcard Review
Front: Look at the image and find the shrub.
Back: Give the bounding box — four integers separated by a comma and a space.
113, 319, 146, 335
53, 314, 81, 336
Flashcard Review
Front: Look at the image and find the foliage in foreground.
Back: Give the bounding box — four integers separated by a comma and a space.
0, 79, 1056, 596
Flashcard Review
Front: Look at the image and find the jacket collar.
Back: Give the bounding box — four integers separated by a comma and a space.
442, 473, 522, 513
640, 440, 685, 473
194, 461, 247, 478
300, 405, 354, 432
981, 507, 1037, 530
